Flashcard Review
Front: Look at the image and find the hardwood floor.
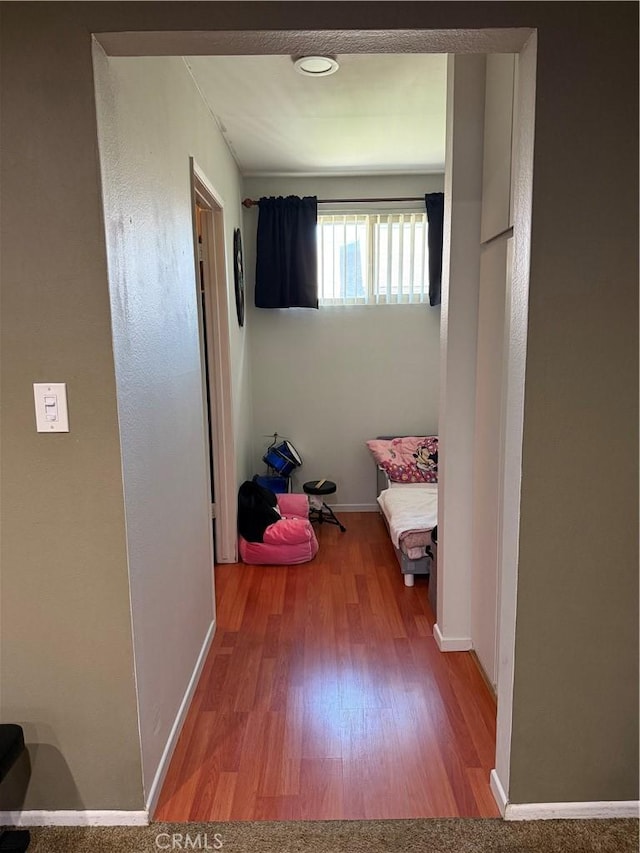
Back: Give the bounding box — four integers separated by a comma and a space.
155, 512, 499, 821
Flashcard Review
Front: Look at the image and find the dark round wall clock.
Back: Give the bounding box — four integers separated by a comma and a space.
233, 228, 245, 327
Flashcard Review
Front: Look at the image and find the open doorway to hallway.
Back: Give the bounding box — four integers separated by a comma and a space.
94, 23, 536, 824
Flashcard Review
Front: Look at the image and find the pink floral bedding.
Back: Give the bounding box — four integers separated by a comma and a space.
367, 436, 438, 484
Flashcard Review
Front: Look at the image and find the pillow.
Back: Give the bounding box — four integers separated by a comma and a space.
366, 436, 438, 484
263, 517, 314, 547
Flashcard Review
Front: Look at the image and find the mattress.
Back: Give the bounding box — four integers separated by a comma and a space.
377, 484, 438, 559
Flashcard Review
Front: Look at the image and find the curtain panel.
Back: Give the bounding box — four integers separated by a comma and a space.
255, 195, 318, 309
425, 192, 444, 307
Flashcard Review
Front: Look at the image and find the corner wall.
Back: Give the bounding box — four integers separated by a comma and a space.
436, 54, 485, 648
0, 11, 143, 810
243, 174, 442, 507
508, 9, 639, 803
93, 49, 249, 802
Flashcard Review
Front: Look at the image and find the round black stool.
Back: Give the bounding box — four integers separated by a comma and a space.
303, 480, 346, 532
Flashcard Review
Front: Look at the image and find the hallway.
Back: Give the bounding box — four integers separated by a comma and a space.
155, 513, 499, 821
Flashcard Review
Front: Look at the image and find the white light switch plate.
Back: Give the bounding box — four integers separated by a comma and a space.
34, 382, 69, 432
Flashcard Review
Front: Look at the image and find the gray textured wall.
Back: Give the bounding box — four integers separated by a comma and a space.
0, 1, 637, 809
0, 6, 144, 809
508, 8, 639, 802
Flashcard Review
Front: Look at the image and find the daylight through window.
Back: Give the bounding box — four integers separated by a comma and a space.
317, 212, 429, 306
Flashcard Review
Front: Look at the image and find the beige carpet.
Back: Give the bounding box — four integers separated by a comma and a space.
25, 818, 638, 852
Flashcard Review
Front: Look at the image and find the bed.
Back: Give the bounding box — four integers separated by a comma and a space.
367, 436, 438, 588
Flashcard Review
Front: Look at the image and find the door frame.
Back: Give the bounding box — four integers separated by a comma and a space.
96, 26, 537, 814
190, 160, 237, 564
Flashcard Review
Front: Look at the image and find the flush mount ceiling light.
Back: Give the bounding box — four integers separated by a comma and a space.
293, 56, 339, 77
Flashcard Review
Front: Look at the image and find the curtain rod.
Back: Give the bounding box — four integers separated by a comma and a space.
242, 196, 425, 208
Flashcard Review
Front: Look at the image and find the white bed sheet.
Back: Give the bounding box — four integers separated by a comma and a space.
377, 484, 438, 548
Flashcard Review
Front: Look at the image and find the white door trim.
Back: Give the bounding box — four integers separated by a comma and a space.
191, 160, 238, 563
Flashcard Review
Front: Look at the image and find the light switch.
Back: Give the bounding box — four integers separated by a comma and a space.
34, 383, 69, 432
44, 395, 58, 420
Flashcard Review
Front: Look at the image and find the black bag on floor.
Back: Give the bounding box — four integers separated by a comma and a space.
237, 480, 281, 543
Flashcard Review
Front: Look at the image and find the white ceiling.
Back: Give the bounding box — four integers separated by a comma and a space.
185, 54, 447, 176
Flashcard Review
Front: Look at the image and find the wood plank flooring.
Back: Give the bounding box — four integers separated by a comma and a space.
155, 512, 499, 821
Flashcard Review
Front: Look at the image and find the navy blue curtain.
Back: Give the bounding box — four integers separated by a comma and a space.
255, 196, 318, 309
425, 193, 444, 307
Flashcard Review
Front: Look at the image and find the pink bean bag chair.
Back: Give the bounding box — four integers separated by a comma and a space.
239, 492, 319, 565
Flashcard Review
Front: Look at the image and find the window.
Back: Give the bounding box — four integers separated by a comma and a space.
317, 212, 429, 306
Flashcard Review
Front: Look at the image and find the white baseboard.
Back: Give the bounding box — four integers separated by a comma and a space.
330, 503, 378, 512
433, 622, 473, 651
145, 618, 216, 815
0, 810, 149, 826
490, 768, 639, 820
504, 800, 640, 821
0, 622, 217, 828
490, 768, 508, 816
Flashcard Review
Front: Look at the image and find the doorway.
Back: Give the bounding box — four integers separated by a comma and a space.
93, 27, 536, 821
191, 163, 238, 566
194, 201, 217, 555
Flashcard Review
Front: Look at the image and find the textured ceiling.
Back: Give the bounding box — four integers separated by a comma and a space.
185, 54, 447, 176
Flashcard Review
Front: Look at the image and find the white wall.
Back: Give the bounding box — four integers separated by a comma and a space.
472, 54, 517, 689
472, 237, 509, 687
243, 175, 442, 508
93, 49, 250, 802
436, 54, 486, 649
